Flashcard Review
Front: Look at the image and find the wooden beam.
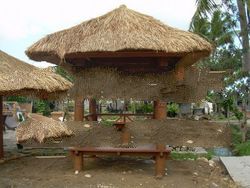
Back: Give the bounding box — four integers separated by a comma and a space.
64, 51, 189, 58
175, 64, 185, 81
67, 57, 180, 73
158, 57, 169, 67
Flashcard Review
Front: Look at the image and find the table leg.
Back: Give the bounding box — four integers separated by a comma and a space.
121, 128, 131, 145
155, 154, 166, 178
74, 152, 83, 173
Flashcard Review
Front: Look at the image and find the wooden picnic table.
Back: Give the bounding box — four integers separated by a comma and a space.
68, 144, 171, 178
85, 113, 153, 122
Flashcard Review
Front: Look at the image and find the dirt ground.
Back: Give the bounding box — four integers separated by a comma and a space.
1, 119, 235, 187
0, 155, 237, 188
22, 119, 231, 148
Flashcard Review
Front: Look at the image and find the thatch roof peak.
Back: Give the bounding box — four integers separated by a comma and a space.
26, 5, 213, 65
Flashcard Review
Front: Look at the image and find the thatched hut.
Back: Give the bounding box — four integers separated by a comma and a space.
26, 5, 213, 66
0, 50, 72, 159
26, 5, 220, 121
0, 50, 72, 99
16, 113, 72, 143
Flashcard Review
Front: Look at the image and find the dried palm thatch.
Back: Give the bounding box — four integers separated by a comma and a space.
162, 68, 225, 103
16, 113, 73, 143
0, 50, 72, 99
26, 5, 213, 65
70, 67, 224, 102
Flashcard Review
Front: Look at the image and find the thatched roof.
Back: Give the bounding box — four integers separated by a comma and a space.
26, 5, 213, 65
0, 50, 72, 99
16, 113, 73, 143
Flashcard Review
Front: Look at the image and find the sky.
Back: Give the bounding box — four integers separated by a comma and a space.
0, 0, 197, 68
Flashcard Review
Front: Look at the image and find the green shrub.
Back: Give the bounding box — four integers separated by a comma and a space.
33, 100, 51, 116
233, 141, 250, 156
167, 103, 179, 117
128, 102, 153, 113
231, 125, 242, 145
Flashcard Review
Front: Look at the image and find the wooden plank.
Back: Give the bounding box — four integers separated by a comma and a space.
68, 146, 171, 154
95, 113, 153, 117
35, 156, 66, 159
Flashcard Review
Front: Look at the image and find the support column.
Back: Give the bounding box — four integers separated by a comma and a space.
153, 100, 167, 120
74, 97, 84, 121
0, 96, 3, 159
89, 98, 97, 121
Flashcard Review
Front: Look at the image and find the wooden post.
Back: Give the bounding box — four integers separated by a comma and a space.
175, 64, 185, 82
0, 96, 3, 159
155, 143, 166, 178
121, 127, 131, 145
74, 152, 83, 173
89, 98, 97, 121
153, 100, 166, 120
74, 97, 84, 121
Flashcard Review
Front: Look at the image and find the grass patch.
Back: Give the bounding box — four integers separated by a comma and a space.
233, 141, 250, 156
231, 125, 242, 145
230, 124, 250, 156
170, 152, 212, 160
101, 120, 114, 126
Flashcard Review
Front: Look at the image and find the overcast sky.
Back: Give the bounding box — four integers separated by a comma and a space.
0, 0, 197, 68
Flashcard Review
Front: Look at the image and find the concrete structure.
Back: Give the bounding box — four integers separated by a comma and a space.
220, 156, 250, 187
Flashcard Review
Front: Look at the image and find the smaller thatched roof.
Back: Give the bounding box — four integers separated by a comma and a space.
26, 5, 213, 65
0, 50, 72, 99
16, 113, 73, 143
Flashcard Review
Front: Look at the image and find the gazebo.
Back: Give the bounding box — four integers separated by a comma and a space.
0, 50, 72, 159
25, 5, 226, 177
26, 5, 213, 121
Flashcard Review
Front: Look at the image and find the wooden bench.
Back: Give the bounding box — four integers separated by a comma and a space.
68, 144, 171, 178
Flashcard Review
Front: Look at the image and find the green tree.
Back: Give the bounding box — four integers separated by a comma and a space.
236, 0, 250, 72
6, 96, 30, 103
191, 0, 250, 142
33, 100, 51, 116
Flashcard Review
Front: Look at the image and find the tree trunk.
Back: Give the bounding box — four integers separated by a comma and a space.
237, 0, 250, 72
0, 96, 4, 159
241, 98, 247, 142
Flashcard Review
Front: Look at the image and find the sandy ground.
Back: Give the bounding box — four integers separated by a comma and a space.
0, 156, 237, 188
22, 119, 231, 148
0, 119, 236, 187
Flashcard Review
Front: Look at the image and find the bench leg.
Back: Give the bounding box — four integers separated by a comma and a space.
155, 154, 166, 178
74, 152, 83, 173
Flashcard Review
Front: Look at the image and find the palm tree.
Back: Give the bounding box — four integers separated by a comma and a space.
191, 0, 250, 72
191, 0, 250, 142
